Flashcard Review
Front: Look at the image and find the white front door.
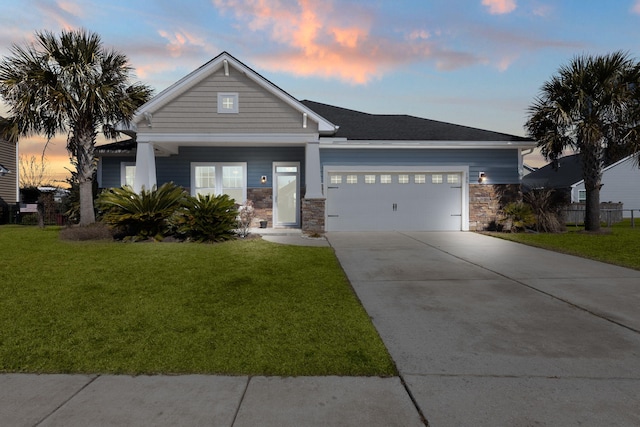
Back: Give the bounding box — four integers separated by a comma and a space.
273, 162, 300, 227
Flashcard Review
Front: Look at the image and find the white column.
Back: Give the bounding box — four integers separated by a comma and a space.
304, 141, 323, 198
134, 141, 157, 193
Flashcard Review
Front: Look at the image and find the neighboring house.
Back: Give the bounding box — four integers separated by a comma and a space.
0, 130, 18, 223
522, 153, 640, 217
96, 52, 535, 233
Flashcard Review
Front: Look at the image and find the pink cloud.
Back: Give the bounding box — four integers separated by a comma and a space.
633, 0, 640, 14
482, 0, 517, 15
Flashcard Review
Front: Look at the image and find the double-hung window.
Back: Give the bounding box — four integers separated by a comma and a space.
191, 162, 247, 203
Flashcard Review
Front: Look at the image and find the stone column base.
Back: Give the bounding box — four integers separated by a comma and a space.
302, 198, 325, 235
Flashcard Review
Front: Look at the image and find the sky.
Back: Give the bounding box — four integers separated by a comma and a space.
1, 0, 640, 185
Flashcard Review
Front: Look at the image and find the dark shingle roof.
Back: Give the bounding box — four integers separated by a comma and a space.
521, 154, 584, 190
301, 100, 532, 142
95, 139, 136, 153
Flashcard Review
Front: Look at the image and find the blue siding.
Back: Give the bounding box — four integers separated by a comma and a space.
99, 147, 305, 189
320, 148, 521, 184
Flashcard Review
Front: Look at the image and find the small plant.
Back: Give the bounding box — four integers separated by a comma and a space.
97, 182, 186, 241
501, 201, 536, 232
524, 188, 566, 233
237, 200, 255, 238
170, 193, 239, 242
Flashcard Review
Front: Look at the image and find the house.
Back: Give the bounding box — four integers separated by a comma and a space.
0, 124, 18, 223
96, 52, 535, 233
522, 153, 640, 218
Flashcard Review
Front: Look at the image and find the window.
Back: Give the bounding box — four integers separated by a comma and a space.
346, 175, 358, 184
398, 174, 409, 184
414, 174, 426, 184
120, 162, 136, 187
578, 190, 586, 202
192, 162, 246, 202
365, 175, 376, 184
380, 174, 392, 184
218, 92, 238, 114
330, 175, 342, 184
432, 174, 443, 184
447, 174, 460, 184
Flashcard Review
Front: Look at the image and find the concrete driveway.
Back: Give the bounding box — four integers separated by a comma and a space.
326, 231, 640, 426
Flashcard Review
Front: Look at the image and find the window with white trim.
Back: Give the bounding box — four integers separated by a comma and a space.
217, 92, 238, 114
120, 162, 136, 187
578, 190, 586, 202
191, 162, 247, 203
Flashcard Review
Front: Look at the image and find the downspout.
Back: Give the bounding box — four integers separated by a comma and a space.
519, 148, 534, 179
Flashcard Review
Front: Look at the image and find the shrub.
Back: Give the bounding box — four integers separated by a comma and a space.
524, 188, 566, 233
97, 182, 186, 241
237, 200, 255, 238
501, 202, 536, 232
170, 193, 238, 242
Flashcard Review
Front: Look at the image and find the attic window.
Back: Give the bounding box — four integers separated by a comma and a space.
218, 92, 238, 114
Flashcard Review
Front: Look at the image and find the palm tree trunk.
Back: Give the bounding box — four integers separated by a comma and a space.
75, 128, 97, 226
581, 147, 603, 232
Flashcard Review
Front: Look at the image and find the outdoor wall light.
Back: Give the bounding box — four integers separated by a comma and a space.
478, 172, 487, 183
261, 175, 267, 184
0, 164, 9, 177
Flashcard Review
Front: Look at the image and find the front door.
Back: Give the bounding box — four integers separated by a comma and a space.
273, 162, 300, 227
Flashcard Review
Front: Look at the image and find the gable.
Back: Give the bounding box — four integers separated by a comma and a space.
134, 52, 336, 136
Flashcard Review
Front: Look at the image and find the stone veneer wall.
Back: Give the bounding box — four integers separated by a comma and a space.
302, 198, 325, 235
247, 187, 273, 227
469, 184, 521, 231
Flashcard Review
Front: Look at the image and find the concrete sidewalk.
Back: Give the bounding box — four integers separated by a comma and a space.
327, 231, 640, 426
0, 375, 421, 426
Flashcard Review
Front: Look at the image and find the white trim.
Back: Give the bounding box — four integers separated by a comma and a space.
323, 165, 469, 231
133, 52, 337, 134
120, 162, 136, 187
136, 133, 319, 145
273, 161, 301, 227
217, 92, 239, 114
319, 139, 535, 149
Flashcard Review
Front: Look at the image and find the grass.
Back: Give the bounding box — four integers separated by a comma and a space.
488, 220, 640, 270
0, 225, 395, 376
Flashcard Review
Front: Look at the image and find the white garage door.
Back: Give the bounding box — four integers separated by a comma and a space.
326, 171, 463, 231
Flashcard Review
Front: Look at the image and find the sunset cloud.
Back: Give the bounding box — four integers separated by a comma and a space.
632, 0, 640, 14
482, 0, 516, 15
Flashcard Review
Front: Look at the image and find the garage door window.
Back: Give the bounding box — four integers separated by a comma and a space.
415, 174, 426, 184
330, 175, 342, 184
346, 175, 358, 184
432, 174, 443, 184
365, 175, 376, 184
398, 174, 409, 184
380, 174, 392, 184
447, 174, 460, 184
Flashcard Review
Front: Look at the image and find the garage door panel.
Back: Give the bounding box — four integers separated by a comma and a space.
326, 172, 463, 231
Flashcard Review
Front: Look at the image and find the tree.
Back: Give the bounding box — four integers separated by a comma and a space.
19, 153, 53, 188
0, 29, 152, 225
525, 52, 640, 232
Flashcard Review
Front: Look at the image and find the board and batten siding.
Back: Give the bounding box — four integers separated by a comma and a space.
320, 148, 521, 184
0, 140, 17, 204
572, 155, 640, 216
143, 67, 318, 135
99, 147, 305, 190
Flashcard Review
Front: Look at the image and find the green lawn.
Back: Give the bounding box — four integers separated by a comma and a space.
488, 220, 640, 270
0, 226, 395, 376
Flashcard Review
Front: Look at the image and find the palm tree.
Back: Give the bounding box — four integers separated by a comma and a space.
525, 51, 640, 232
0, 29, 152, 225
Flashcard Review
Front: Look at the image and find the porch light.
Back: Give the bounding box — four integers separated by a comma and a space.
478, 172, 486, 183
0, 164, 9, 176
261, 175, 267, 184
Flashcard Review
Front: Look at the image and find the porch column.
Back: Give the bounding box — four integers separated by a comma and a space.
134, 141, 157, 193
304, 141, 323, 198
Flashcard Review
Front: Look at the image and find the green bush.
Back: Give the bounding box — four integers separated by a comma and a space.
501, 201, 536, 232
97, 182, 187, 241
170, 193, 238, 242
